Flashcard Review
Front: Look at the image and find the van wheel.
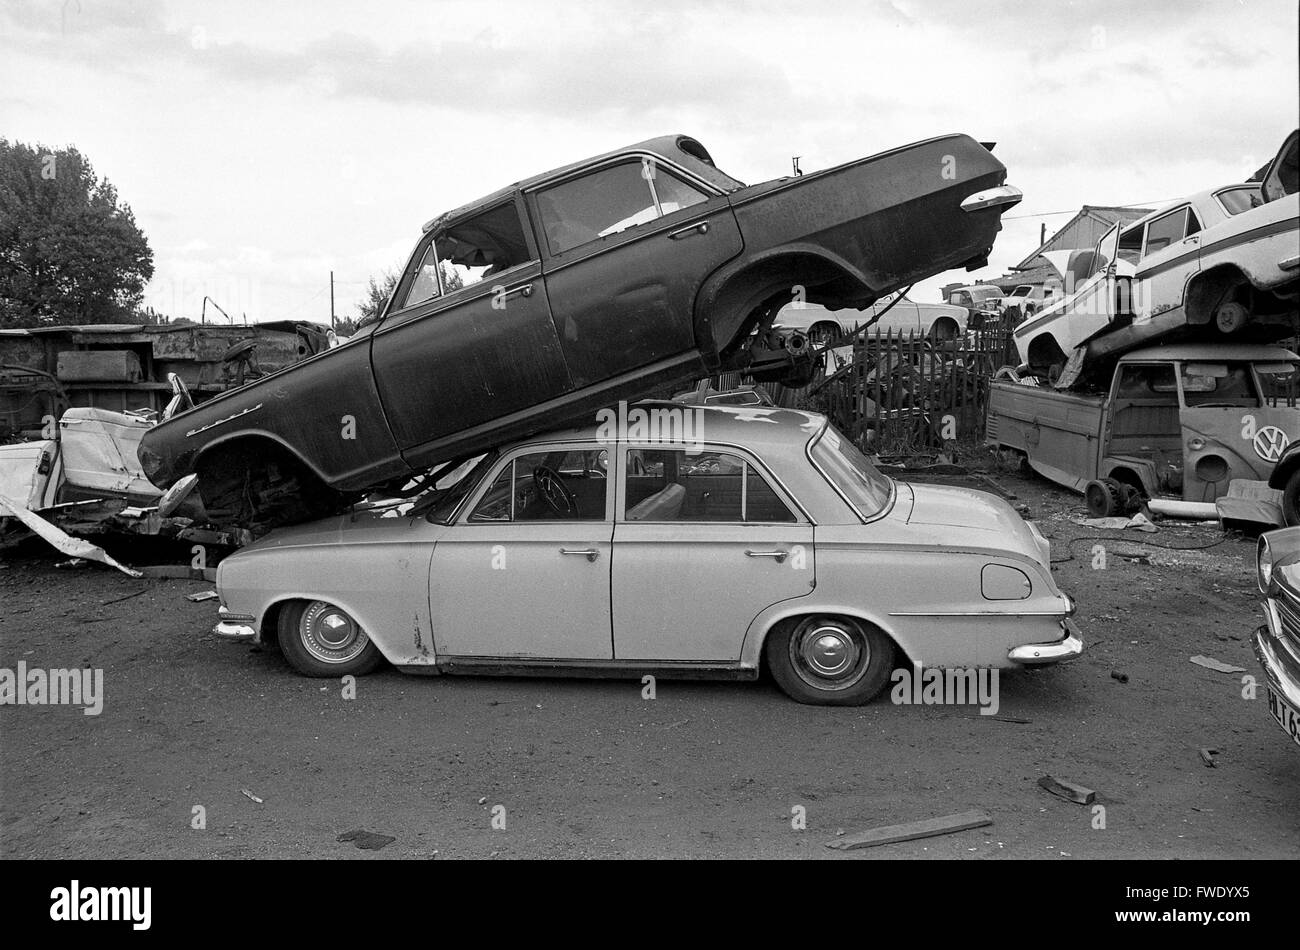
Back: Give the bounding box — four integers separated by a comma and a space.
766, 615, 894, 706
277, 600, 383, 677
1084, 478, 1124, 518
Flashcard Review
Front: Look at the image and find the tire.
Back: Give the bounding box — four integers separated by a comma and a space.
1084, 478, 1123, 518
1283, 469, 1300, 527
277, 600, 384, 677
765, 615, 895, 706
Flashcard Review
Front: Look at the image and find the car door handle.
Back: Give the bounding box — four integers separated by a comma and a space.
496, 282, 534, 300
560, 547, 599, 562
667, 222, 709, 239
745, 549, 788, 563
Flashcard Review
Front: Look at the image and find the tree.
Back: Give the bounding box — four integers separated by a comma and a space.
355, 268, 400, 328
0, 140, 155, 328
353, 259, 465, 328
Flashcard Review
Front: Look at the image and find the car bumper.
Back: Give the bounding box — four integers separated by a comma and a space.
1253, 621, 1300, 748
1007, 619, 1083, 665
213, 606, 257, 642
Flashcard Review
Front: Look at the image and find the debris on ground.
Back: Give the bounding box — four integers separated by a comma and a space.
336, 829, 396, 851
1110, 670, 1129, 684
0, 493, 141, 577
1037, 775, 1096, 805
1199, 748, 1219, 768
1074, 513, 1158, 532
186, 590, 219, 602
1189, 655, 1247, 674
240, 789, 263, 804
824, 810, 992, 850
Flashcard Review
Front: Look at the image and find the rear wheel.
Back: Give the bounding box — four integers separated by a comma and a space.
766, 615, 895, 705
277, 600, 383, 677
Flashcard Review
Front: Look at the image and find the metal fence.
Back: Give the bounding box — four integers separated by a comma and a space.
710, 318, 1020, 457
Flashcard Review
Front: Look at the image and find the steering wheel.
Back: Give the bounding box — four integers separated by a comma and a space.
532, 465, 577, 516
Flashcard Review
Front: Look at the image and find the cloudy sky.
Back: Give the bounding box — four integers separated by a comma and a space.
2, 0, 1296, 324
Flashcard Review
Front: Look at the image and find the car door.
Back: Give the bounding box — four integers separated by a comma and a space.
611, 444, 814, 662
1133, 204, 1202, 324
530, 157, 743, 387
427, 444, 614, 659
371, 197, 573, 462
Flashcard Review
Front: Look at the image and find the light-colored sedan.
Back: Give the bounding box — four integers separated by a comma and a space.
213, 406, 1082, 705
772, 293, 969, 346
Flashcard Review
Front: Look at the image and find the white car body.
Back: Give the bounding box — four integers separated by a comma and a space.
213, 406, 1081, 703
773, 293, 969, 342
1014, 131, 1300, 372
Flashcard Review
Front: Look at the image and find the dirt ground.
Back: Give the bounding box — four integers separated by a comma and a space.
3, 469, 1298, 860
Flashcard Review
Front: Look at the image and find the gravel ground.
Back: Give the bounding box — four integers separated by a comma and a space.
3, 470, 1298, 859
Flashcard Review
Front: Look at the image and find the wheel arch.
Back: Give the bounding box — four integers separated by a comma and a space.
695, 246, 876, 362
742, 603, 915, 673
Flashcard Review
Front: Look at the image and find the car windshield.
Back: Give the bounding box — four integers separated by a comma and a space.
418, 452, 498, 524
809, 423, 892, 519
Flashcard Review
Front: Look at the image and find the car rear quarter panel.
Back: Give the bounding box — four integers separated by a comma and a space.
725, 135, 1007, 294
1197, 193, 1299, 291
740, 523, 1068, 670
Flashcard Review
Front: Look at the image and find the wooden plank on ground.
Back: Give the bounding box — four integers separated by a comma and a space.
825, 810, 992, 851
1037, 775, 1096, 805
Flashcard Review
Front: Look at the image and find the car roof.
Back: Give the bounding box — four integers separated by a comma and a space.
505, 402, 829, 453
1122, 343, 1299, 362
421, 134, 746, 234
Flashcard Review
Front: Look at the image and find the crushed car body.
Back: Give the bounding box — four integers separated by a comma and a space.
1014, 129, 1299, 387
139, 132, 1022, 529
211, 405, 1079, 705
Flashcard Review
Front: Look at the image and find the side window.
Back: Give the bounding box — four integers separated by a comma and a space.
469, 449, 607, 522
400, 203, 531, 310
1142, 208, 1188, 258
535, 161, 710, 255
1116, 225, 1143, 265
624, 449, 796, 523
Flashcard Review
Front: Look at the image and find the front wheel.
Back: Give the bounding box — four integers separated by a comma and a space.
277, 600, 384, 677
766, 615, 895, 705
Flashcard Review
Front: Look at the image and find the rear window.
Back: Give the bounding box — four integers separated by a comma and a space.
1215, 187, 1261, 215
809, 424, 892, 519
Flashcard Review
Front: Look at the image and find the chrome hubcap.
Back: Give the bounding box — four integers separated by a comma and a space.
300, 602, 368, 664
790, 619, 868, 691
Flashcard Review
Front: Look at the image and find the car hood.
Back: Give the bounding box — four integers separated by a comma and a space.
244, 507, 438, 552
895, 481, 1047, 564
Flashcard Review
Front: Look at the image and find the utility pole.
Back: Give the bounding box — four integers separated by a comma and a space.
330, 271, 336, 330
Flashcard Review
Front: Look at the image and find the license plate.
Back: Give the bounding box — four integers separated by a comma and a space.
1266, 685, 1300, 749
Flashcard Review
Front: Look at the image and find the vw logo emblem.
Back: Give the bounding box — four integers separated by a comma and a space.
1253, 425, 1290, 462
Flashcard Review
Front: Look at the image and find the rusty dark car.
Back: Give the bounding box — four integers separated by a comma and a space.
139, 132, 1021, 527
